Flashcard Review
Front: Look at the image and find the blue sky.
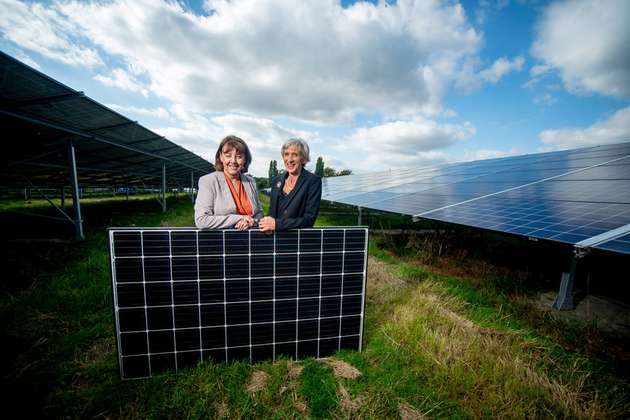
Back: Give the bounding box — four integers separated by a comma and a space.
1, 0, 628, 176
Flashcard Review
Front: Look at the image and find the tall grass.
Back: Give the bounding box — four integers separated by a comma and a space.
2, 195, 629, 418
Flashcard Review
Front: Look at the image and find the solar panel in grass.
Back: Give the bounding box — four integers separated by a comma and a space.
321, 142, 630, 254
108, 227, 368, 379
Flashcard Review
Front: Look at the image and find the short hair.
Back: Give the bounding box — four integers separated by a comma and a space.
214, 135, 252, 173
281, 138, 311, 165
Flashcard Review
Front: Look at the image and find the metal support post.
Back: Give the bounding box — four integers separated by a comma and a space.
162, 161, 167, 213
190, 170, 195, 203
357, 206, 362, 226
60, 186, 65, 209
126, 183, 129, 201
68, 139, 84, 240
552, 249, 585, 310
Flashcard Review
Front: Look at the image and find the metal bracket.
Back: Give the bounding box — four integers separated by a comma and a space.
552, 247, 588, 310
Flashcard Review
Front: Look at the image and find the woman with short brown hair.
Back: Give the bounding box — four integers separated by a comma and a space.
194, 135, 263, 229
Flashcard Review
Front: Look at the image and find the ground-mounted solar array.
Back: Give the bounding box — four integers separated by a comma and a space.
109, 228, 368, 379
322, 142, 630, 254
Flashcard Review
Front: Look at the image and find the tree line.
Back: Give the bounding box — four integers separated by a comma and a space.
256, 157, 352, 190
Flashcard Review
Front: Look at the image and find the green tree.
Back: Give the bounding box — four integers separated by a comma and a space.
323, 166, 337, 177
315, 156, 325, 177
254, 177, 270, 191
322, 166, 353, 177
268, 160, 278, 185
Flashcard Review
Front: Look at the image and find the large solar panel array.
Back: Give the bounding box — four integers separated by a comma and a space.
322, 142, 630, 254
109, 228, 368, 379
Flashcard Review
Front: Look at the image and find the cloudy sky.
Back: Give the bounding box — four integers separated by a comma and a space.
1, 0, 629, 176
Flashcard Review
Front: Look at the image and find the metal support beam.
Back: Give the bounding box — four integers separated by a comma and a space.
1, 91, 84, 108
0, 109, 210, 172
162, 161, 167, 213
68, 139, 84, 240
85, 120, 137, 133
60, 186, 65, 209
191, 170, 195, 203
357, 206, 362, 226
552, 252, 582, 310
575, 223, 630, 252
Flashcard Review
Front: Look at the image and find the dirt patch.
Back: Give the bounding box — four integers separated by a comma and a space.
531, 292, 630, 337
287, 360, 303, 379
338, 384, 363, 414
246, 369, 269, 393
295, 400, 308, 415
323, 357, 361, 379
367, 256, 407, 293
399, 402, 426, 420
216, 401, 229, 418
275, 360, 309, 415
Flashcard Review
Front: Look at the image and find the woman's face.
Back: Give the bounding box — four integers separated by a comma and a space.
220, 145, 245, 178
283, 145, 302, 176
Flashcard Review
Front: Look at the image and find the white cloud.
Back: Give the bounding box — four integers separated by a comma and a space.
2, 0, 482, 122
14, 50, 40, 69
0, 0, 102, 67
475, 0, 510, 27
539, 106, 630, 150
531, 0, 630, 98
94, 68, 149, 96
154, 111, 319, 176
456, 56, 524, 92
529, 64, 551, 78
479, 56, 524, 83
532, 92, 557, 106
332, 116, 475, 171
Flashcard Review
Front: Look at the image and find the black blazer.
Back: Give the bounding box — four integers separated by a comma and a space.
269, 168, 322, 230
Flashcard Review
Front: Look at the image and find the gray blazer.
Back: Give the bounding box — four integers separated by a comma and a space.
194, 171, 264, 229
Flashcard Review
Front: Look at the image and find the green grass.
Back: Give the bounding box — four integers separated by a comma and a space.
2, 195, 629, 418
299, 359, 338, 418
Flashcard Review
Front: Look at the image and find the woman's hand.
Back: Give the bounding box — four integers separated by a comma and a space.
258, 216, 276, 233
235, 215, 254, 230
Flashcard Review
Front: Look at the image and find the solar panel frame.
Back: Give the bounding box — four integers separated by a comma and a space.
108, 227, 369, 379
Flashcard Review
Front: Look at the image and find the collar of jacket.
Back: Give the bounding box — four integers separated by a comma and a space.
274, 168, 308, 212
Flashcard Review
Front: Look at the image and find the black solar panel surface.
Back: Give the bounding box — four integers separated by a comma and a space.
109, 228, 368, 379
1, 51, 213, 188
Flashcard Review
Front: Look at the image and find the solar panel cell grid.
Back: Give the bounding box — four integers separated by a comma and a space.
428, 197, 630, 248
110, 227, 369, 379
320, 142, 630, 254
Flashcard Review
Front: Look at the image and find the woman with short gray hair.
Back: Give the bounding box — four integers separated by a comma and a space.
259, 138, 322, 232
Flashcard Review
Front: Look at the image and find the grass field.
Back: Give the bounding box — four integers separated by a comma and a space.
2, 195, 629, 418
